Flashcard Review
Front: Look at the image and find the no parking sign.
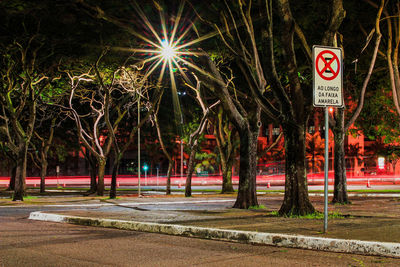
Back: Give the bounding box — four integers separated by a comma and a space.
313, 46, 343, 107
312, 45, 344, 233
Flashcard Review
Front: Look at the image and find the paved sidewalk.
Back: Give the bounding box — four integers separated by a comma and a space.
19, 193, 400, 258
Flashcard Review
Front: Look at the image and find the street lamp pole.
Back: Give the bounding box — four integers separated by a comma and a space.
180, 139, 183, 178
138, 92, 141, 197
180, 114, 184, 178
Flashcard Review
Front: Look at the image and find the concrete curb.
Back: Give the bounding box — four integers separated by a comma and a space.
29, 211, 400, 258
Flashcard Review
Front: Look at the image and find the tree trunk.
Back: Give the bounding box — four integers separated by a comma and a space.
88, 154, 97, 193
166, 160, 173, 195
13, 144, 28, 201
7, 164, 16, 191
97, 157, 106, 196
221, 157, 234, 193
89, 167, 97, 193
268, 124, 273, 145
233, 127, 259, 209
332, 108, 349, 204
40, 159, 48, 193
185, 147, 197, 197
109, 155, 121, 199
279, 124, 315, 215
212, 107, 235, 194
13, 165, 25, 201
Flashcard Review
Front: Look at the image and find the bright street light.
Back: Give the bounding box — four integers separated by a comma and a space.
161, 40, 176, 60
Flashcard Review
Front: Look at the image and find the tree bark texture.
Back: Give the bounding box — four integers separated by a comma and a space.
109, 154, 121, 199
97, 157, 106, 196
7, 165, 16, 191
221, 156, 234, 194
88, 154, 98, 193
330, 1, 381, 204
40, 159, 48, 193
214, 107, 235, 194
185, 147, 197, 197
166, 160, 173, 195
233, 125, 260, 209
89, 168, 98, 193
279, 124, 315, 215
332, 109, 349, 204
202, 54, 260, 209
13, 144, 28, 201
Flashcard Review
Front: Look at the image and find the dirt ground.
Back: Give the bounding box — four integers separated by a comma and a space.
33, 193, 400, 243
176, 195, 400, 243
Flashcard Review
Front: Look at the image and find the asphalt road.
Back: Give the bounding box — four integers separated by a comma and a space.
1, 204, 400, 266
2, 173, 400, 188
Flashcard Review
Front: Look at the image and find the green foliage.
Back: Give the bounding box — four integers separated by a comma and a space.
53, 144, 68, 163
270, 211, 348, 219
182, 112, 206, 148
355, 76, 400, 143
194, 152, 218, 173
270, 211, 279, 216
23, 196, 38, 200
248, 205, 266, 210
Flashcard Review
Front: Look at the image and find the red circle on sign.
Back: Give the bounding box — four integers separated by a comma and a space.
316, 50, 340, 81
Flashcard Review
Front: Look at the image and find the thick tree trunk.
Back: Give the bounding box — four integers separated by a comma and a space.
279, 124, 315, 215
97, 158, 106, 196
185, 147, 197, 197
166, 160, 173, 195
7, 165, 16, 191
40, 160, 48, 193
13, 165, 25, 201
13, 144, 28, 201
233, 128, 259, 209
221, 157, 234, 194
332, 108, 349, 204
89, 168, 97, 193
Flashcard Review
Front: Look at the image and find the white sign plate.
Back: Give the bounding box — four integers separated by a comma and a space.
313, 45, 343, 107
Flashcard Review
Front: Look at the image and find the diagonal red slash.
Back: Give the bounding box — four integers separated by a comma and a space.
316, 50, 340, 81
320, 57, 335, 74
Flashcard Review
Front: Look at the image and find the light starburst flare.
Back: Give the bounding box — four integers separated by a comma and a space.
125, 1, 207, 125
160, 40, 177, 60
115, 1, 217, 125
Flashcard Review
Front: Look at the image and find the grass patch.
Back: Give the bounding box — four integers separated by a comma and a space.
248, 204, 267, 210
257, 190, 284, 193
23, 195, 39, 200
308, 189, 400, 194
269, 211, 348, 219
270, 211, 279, 216
100, 197, 120, 201
348, 189, 400, 193
45, 187, 88, 191
114, 188, 225, 193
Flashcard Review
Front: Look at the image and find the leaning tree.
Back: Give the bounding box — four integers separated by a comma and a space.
330, 0, 383, 203
192, 0, 346, 214
0, 35, 57, 201
61, 53, 135, 196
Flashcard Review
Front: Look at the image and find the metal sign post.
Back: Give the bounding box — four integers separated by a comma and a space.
156, 167, 159, 186
313, 45, 343, 233
324, 108, 329, 233
56, 165, 60, 188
